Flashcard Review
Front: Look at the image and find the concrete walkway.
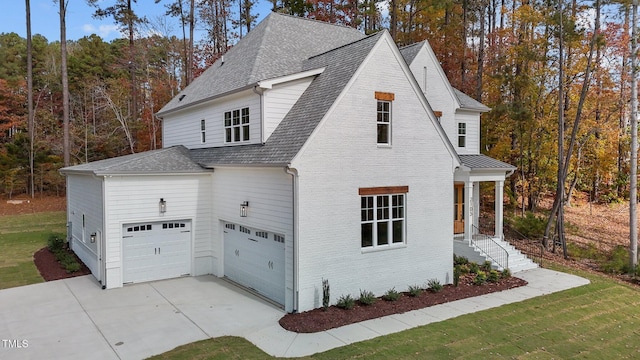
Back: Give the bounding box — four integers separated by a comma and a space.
0, 268, 589, 359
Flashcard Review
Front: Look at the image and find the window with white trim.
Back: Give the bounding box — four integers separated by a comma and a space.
375, 91, 394, 145
377, 101, 391, 145
224, 107, 250, 143
200, 119, 206, 143
361, 191, 406, 248
458, 123, 466, 147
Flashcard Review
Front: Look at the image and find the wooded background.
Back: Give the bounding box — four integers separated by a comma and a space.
1, 0, 634, 215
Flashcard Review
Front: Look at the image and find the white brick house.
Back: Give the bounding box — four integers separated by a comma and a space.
61, 13, 527, 313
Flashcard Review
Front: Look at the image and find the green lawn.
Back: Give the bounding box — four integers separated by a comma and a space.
0, 211, 66, 289
150, 267, 640, 359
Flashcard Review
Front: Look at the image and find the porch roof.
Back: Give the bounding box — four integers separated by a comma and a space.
459, 154, 516, 171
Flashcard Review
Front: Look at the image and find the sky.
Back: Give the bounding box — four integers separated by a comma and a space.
0, 0, 272, 43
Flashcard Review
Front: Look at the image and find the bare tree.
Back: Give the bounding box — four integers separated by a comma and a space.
630, 0, 638, 271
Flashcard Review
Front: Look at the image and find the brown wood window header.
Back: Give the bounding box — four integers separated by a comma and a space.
359, 186, 409, 196
375, 91, 395, 101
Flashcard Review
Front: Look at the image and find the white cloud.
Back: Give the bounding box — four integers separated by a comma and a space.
82, 23, 120, 39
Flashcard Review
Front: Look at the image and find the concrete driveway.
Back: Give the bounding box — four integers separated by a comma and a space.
0, 268, 590, 359
0, 275, 284, 360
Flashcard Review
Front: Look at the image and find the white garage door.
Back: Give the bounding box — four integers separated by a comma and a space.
123, 220, 191, 284
223, 222, 285, 305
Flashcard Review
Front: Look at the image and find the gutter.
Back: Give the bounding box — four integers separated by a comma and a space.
285, 166, 299, 313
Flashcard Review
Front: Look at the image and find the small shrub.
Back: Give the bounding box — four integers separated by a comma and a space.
468, 262, 480, 274
457, 263, 470, 275
322, 279, 330, 311
427, 278, 443, 293
473, 271, 487, 285
501, 268, 512, 279
64, 262, 81, 273
454, 254, 469, 266
601, 245, 631, 274
453, 266, 461, 287
408, 284, 422, 297
509, 212, 546, 238
48, 233, 66, 253
336, 294, 355, 309
358, 289, 376, 305
382, 288, 401, 301
482, 260, 493, 272
487, 270, 500, 283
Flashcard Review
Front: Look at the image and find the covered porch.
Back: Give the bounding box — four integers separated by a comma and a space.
453, 155, 532, 271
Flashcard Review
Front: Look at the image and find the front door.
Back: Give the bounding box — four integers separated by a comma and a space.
454, 184, 464, 234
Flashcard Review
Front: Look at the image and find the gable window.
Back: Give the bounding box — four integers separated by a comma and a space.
224, 107, 250, 143
458, 123, 466, 147
360, 186, 407, 249
375, 92, 394, 145
200, 119, 206, 143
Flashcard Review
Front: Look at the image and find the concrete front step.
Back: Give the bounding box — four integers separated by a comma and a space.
453, 238, 539, 274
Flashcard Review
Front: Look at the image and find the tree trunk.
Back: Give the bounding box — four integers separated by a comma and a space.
26, 0, 35, 198
630, 0, 638, 271
60, 0, 70, 167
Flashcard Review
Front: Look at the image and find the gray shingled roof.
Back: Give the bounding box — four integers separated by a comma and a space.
157, 13, 365, 116
399, 41, 490, 113
190, 32, 385, 166
60, 146, 209, 175
399, 41, 424, 65
453, 88, 490, 112
459, 154, 515, 171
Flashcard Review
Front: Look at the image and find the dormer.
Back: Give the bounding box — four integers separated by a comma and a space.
400, 41, 490, 155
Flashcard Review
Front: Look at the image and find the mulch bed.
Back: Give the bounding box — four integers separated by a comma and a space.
279, 274, 527, 333
33, 247, 91, 281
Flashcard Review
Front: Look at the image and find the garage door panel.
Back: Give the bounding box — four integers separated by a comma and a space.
224, 222, 284, 305
123, 221, 191, 284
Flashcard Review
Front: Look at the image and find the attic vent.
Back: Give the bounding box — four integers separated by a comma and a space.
179, 94, 186, 102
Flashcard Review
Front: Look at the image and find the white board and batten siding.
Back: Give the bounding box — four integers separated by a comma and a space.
66, 174, 104, 280
262, 77, 314, 141
162, 89, 261, 149
102, 174, 213, 289
211, 167, 294, 311
454, 110, 480, 155
291, 34, 455, 312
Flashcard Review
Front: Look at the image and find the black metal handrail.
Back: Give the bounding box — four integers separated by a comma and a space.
504, 225, 544, 267
471, 225, 509, 270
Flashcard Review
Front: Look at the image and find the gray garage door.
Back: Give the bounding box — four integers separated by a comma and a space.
223, 222, 285, 305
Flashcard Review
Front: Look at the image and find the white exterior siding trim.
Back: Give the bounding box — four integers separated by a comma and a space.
100, 173, 213, 289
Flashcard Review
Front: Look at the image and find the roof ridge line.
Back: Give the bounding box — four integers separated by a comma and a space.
103, 147, 173, 170
307, 30, 384, 61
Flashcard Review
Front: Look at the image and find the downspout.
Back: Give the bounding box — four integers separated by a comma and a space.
285, 166, 299, 312
100, 174, 108, 289
253, 86, 265, 144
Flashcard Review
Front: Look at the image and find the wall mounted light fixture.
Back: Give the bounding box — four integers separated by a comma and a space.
90, 232, 97, 243
159, 198, 167, 214
240, 201, 249, 217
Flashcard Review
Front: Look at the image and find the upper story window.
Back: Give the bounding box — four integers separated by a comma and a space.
360, 186, 408, 249
458, 123, 466, 147
200, 119, 206, 143
224, 107, 250, 143
375, 92, 394, 145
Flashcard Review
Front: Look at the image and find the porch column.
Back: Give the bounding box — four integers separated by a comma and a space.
473, 182, 480, 230
495, 180, 504, 239
464, 181, 474, 244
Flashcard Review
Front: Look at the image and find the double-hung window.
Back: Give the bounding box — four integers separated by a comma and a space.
375, 92, 394, 145
224, 107, 250, 143
360, 186, 407, 249
457, 123, 466, 147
